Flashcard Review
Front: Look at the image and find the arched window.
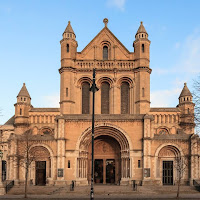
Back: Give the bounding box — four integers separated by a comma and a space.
103, 46, 108, 60
20, 108, 22, 115
101, 82, 110, 114
67, 44, 69, 52
121, 82, 130, 114
82, 82, 90, 114
142, 44, 145, 53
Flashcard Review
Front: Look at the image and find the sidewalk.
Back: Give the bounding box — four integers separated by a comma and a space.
0, 185, 200, 199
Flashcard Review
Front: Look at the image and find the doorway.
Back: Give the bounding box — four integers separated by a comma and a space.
35, 161, 46, 185
106, 159, 115, 183
94, 159, 103, 183
163, 161, 173, 185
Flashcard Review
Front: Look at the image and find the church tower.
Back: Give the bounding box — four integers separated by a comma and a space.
178, 83, 195, 133
14, 83, 31, 133
133, 22, 151, 114
59, 21, 78, 114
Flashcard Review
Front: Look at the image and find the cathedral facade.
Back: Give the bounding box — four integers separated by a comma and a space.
1, 19, 199, 186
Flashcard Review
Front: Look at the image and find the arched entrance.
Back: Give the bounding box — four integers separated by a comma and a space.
156, 145, 182, 185
88, 135, 121, 184
77, 125, 130, 185
29, 146, 52, 185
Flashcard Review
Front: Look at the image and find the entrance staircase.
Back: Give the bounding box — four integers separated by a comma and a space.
6, 184, 199, 196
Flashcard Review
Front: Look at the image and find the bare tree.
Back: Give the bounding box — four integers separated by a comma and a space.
174, 155, 189, 198
16, 129, 35, 198
193, 77, 200, 134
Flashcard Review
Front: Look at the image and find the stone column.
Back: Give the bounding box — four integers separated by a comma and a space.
56, 118, 66, 185
143, 114, 153, 185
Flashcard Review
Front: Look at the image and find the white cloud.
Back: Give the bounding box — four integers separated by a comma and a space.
175, 42, 180, 49
153, 29, 200, 76
175, 29, 200, 73
39, 94, 60, 107
106, 0, 126, 11
151, 87, 182, 107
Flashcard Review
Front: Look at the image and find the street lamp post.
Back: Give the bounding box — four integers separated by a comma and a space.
0, 150, 5, 195
90, 68, 98, 200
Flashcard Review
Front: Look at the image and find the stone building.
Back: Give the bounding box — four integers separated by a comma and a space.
0, 18, 199, 186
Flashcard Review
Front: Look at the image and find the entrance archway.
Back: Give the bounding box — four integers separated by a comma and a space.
155, 144, 182, 185
88, 135, 121, 184
29, 146, 52, 185
77, 125, 130, 184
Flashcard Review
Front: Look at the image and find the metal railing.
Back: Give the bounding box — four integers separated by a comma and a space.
193, 179, 200, 192
5, 180, 14, 193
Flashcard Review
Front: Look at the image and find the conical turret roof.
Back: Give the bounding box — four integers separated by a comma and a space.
179, 83, 192, 98
136, 21, 148, 34
63, 21, 75, 34
17, 83, 31, 98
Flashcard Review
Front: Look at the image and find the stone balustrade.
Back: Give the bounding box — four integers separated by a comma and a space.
75, 60, 135, 69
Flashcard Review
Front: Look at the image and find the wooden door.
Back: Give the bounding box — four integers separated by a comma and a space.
35, 161, 46, 185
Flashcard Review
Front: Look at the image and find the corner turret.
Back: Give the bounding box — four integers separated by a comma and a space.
178, 83, 195, 133
14, 83, 32, 133
59, 21, 78, 114
133, 22, 151, 114
60, 21, 78, 62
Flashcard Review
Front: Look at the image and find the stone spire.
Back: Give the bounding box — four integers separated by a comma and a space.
135, 21, 148, 39
17, 83, 31, 98
63, 21, 76, 39
179, 83, 192, 98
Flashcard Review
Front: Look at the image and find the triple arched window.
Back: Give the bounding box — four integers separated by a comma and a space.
81, 79, 130, 114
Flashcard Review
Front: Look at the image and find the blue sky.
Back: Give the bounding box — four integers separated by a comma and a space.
1, 0, 200, 124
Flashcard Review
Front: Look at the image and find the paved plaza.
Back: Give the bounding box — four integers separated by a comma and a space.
0, 185, 200, 199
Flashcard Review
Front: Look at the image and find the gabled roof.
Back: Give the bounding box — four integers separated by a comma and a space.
136, 21, 148, 35
4, 115, 15, 125
81, 26, 130, 54
17, 83, 31, 98
179, 83, 192, 98
63, 21, 75, 35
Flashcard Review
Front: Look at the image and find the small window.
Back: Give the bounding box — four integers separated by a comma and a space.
66, 88, 68, 97
20, 108, 22, 115
188, 108, 190, 114
142, 44, 145, 53
21, 97, 22, 101
103, 46, 108, 60
67, 34, 69, 37
138, 160, 141, 168
68, 160, 70, 168
142, 34, 143, 38
70, 34, 72, 38
24, 98, 26, 101
67, 44, 69, 52
142, 88, 145, 97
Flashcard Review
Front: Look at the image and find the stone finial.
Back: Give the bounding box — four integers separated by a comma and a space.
184, 82, 187, 86
103, 18, 108, 27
